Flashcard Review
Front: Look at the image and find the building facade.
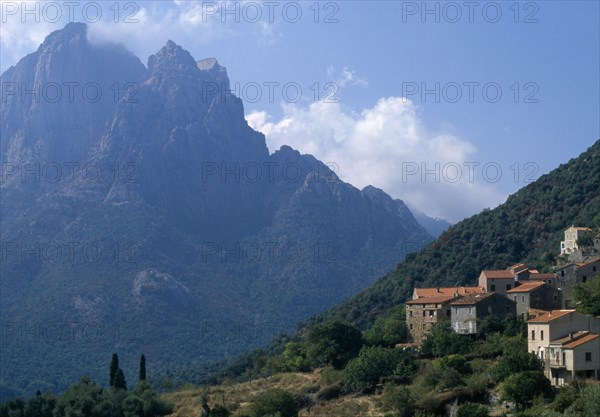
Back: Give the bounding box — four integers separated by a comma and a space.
451, 293, 516, 335
406, 295, 455, 344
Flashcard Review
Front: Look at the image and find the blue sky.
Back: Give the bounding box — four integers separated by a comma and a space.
1, 1, 598, 222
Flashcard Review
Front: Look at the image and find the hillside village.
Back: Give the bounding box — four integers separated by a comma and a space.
407, 226, 600, 387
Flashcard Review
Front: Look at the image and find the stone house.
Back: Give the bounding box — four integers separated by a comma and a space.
506, 281, 561, 318
556, 258, 600, 308
530, 272, 559, 287
450, 293, 516, 335
478, 270, 517, 294
528, 310, 600, 386
406, 295, 456, 344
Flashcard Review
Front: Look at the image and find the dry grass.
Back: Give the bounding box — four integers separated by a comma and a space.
162, 369, 389, 417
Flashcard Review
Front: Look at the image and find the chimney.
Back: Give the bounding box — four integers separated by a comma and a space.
569, 332, 574, 341
436, 287, 440, 293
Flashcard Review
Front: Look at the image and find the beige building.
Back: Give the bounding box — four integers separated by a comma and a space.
546, 332, 600, 386
528, 310, 600, 386
478, 270, 516, 294
560, 226, 592, 255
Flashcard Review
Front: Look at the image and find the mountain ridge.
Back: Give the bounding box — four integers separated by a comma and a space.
0, 23, 432, 397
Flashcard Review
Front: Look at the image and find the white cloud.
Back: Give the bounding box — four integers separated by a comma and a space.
247, 98, 507, 222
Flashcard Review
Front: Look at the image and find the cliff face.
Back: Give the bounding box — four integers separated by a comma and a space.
0, 23, 432, 396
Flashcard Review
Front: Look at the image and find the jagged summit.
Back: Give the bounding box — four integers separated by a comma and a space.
0, 23, 433, 397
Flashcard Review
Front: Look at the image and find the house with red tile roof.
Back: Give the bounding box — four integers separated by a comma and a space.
546, 332, 600, 386
450, 293, 516, 335
406, 295, 457, 344
412, 286, 484, 300
507, 281, 561, 318
528, 310, 600, 385
478, 270, 517, 294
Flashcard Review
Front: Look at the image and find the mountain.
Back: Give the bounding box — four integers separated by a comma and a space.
0, 23, 432, 396
408, 207, 452, 238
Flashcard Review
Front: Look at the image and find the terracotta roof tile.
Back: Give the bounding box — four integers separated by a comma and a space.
413, 287, 484, 299
406, 295, 457, 305
481, 270, 515, 279
507, 281, 546, 293
551, 332, 600, 349
450, 292, 496, 305
527, 310, 577, 323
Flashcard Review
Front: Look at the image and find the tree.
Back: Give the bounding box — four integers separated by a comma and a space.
122, 381, 173, 417
210, 405, 231, 417
457, 402, 489, 417
582, 384, 600, 417
502, 371, 551, 409
343, 346, 408, 392
110, 353, 120, 387
493, 345, 543, 381
363, 305, 408, 346
249, 389, 299, 417
114, 368, 127, 391
381, 385, 414, 417
54, 377, 114, 417
139, 354, 146, 382
420, 323, 472, 357
305, 321, 363, 369
572, 274, 600, 316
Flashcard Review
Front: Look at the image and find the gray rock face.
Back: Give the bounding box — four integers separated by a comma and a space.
0, 23, 432, 396
132, 269, 194, 308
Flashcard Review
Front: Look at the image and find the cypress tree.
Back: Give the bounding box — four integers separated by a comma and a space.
114, 368, 127, 390
139, 354, 146, 382
109, 353, 119, 387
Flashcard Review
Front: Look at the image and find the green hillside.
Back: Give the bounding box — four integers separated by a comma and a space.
321, 139, 600, 329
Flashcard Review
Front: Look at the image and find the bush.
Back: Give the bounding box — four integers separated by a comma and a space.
210, 405, 231, 417
457, 402, 489, 417
364, 305, 408, 347
249, 389, 299, 417
306, 321, 363, 369
493, 349, 543, 382
316, 385, 341, 401
381, 385, 414, 417
343, 346, 411, 392
502, 371, 551, 409
420, 323, 473, 357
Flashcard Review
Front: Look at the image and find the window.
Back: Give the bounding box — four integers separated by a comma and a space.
531, 330, 535, 340
583, 276, 587, 283
593, 266, 596, 272
409, 324, 413, 330
585, 352, 592, 362
446, 309, 451, 317
554, 295, 558, 302
423, 311, 426, 317
513, 296, 517, 301
491, 284, 496, 292
506, 284, 512, 291
541, 330, 544, 341
468, 307, 473, 314
409, 310, 413, 317
561, 270, 565, 277
522, 295, 525, 303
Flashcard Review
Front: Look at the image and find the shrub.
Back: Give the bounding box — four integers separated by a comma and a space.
343, 346, 408, 392
306, 321, 363, 369
316, 385, 341, 401
502, 371, 551, 409
364, 305, 408, 347
381, 385, 414, 417
457, 402, 489, 417
249, 389, 299, 417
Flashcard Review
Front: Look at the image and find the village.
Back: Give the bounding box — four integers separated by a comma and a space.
406, 226, 600, 387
